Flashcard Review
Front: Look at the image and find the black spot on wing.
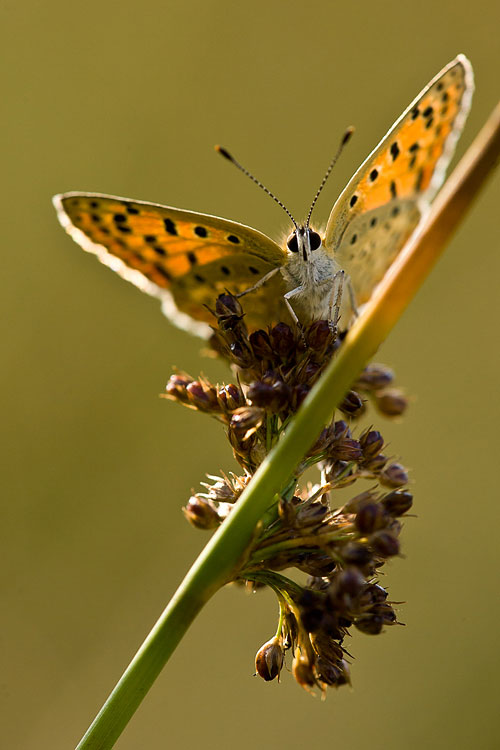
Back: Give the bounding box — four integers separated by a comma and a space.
154, 264, 172, 282
153, 246, 167, 257
390, 142, 400, 161
164, 218, 177, 236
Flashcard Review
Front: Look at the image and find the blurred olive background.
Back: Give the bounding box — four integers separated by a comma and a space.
2, 1, 499, 748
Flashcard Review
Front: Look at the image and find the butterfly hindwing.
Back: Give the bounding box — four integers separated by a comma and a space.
54, 192, 288, 334
325, 55, 474, 308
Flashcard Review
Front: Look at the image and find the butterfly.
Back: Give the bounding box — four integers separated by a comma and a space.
53, 55, 473, 338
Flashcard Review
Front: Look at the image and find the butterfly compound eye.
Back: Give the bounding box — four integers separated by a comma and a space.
309, 231, 321, 251
287, 233, 299, 253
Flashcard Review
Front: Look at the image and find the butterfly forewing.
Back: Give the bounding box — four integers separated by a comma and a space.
325, 55, 473, 307
54, 192, 288, 334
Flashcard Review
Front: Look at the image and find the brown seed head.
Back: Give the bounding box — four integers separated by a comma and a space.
374, 388, 409, 417
255, 637, 284, 681
380, 462, 409, 488
183, 496, 221, 530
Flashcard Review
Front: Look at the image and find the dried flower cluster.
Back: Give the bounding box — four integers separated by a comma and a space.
165, 292, 412, 695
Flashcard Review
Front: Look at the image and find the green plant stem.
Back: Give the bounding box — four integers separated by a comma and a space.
75, 102, 500, 750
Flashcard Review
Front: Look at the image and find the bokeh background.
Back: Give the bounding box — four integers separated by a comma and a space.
2, 1, 499, 748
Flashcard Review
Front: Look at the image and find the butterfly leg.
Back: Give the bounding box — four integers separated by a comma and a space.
235, 267, 280, 299
283, 286, 306, 335
327, 270, 345, 332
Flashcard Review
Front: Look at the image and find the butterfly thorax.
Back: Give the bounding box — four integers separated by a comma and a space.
281, 225, 345, 322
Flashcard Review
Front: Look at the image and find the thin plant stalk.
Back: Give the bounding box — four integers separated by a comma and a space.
76, 102, 500, 750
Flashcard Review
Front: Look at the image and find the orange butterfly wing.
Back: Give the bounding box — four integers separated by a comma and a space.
325, 55, 474, 309
53, 192, 288, 335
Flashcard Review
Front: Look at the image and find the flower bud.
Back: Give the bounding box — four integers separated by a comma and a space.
380, 462, 409, 488
303, 361, 321, 382
306, 320, 335, 352
310, 631, 344, 663
270, 323, 295, 359
183, 496, 220, 529
165, 373, 194, 404
339, 390, 364, 417
359, 429, 384, 459
329, 436, 363, 462
316, 657, 343, 686
370, 529, 400, 557
296, 553, 337, 578
374, 388, 409, 417
186, 380, 220, 412
215, 292, 243, 317
333, 420, 350, 440
354, 614, 384, 635
355, 502, 388, 534
292, 650, 317, 690
372, 602, 397, 625
247, 378, 290, 411
298, 589, 325, 632
356, 363, 394, 390
296, 500, 329, 526
249, 329, 274, 360
217, 384, 244, 412
229, 406, 264, 440
364, 453, 388, 472
358, 583, 388, 606
381, 490, 413, 516
335, 567, 366, 597
340, 541, 373, 567
255, 637, 284, 681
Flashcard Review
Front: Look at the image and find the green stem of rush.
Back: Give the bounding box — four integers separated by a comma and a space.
75, 103, 500, 750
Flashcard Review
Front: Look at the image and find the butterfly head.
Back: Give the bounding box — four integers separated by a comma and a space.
216, 128, 353, 266
286, 226, 322, 262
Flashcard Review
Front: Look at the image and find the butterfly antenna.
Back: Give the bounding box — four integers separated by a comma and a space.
215, 145, 298, 229
305, 126, 355, 228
